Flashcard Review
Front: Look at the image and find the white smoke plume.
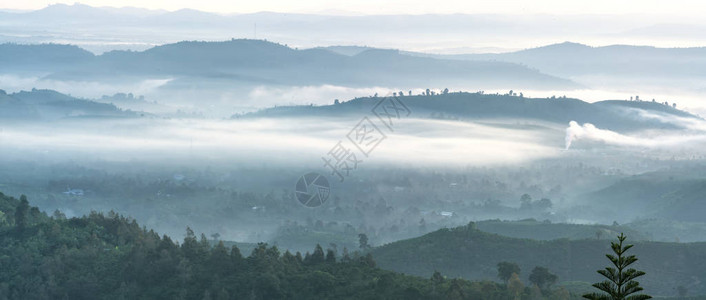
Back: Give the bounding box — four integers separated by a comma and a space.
564, 120, 706, 150
565, 121, 640, 149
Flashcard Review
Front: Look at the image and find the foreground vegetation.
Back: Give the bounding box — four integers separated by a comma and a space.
371, 223, 706, 296
1, 192, 588, 300
583, 233, 651, 300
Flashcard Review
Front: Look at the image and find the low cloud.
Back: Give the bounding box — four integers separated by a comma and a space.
0, 74, 172, 99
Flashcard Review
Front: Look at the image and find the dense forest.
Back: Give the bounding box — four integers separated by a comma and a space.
0, 192, 590, 300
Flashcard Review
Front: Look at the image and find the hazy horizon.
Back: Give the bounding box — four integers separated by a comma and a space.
3, 2, 706, 298
1, 2, 706, 54
4, 0, 706, 17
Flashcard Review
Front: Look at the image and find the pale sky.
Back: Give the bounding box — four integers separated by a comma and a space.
1, 0, 705, 16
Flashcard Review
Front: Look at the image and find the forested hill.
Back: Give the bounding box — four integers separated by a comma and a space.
370, 222, 706, 296
242, 92, 699, 132
0, 192, 577, 300
0, 88, 137, 120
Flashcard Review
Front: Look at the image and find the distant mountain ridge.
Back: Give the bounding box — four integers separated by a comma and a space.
421, 41, 706, 79
0, 39, 578, 89
0, 43, 94, 72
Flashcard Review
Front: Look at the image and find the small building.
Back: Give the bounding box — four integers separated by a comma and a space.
63, 188, 84, 196
440, 211, 454, 217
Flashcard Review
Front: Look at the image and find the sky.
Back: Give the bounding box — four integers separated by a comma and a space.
1, 0, 705, 16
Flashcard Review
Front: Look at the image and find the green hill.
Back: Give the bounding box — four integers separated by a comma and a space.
475, 218, 706, 244
370, 222, 706, 297
475, 219, 648, 241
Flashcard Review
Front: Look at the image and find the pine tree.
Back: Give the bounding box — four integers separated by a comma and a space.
325, 249, 336, 263
358, 233, 370, 249
309, 244, 325, 264
14, 195, 30, 231
583, 233, 651, 300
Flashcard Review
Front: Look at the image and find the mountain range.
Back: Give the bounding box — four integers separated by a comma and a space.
431, 42, 706, 79
1, 3, 703, 54
0, 40, 578, 89
320, 42, 706, 88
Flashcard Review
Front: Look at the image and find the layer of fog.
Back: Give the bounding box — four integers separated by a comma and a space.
0, 74, 171, 98
0, 74, 448, 115
4, 111, 706, 244
0, 116, 564, 242
0, 117, 564, 167
5, 71, 706, 120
